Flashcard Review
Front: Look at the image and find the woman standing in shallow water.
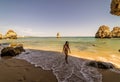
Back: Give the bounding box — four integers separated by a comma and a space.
63, 41, 71, 64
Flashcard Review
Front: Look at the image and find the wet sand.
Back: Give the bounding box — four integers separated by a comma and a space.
0, 58, 57, 82
99, 69, 120, 82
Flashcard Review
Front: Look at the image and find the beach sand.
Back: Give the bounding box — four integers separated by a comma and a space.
0, 49, 120, 82
99, 69, 120, 82
0, 58, 57, 82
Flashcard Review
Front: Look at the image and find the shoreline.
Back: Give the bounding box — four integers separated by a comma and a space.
0, 48, 120, 82
25, 47, 120, 68
16, 49, 120, 82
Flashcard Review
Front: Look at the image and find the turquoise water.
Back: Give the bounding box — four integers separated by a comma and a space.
0, 37, 120, 54
0, 37, 120, 67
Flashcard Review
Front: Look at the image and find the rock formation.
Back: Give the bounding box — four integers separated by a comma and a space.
95, 25, 111, 38
1, 43, 25, 57
1, 47, 16, 57
95, 25, 120, 38
56, 32, 60, 38
110, 0, 120, 16
110, 27, 120, 38
87, 61, 114, 69
5, 30, 17, 39
118, 49, 120, 52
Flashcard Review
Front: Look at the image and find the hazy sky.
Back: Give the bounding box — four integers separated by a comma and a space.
0, 0, 120, 37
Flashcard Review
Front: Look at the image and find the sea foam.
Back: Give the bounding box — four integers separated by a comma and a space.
15, 49, 102, 82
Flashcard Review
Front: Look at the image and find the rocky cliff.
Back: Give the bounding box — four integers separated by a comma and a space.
95, 25, 111, 38
95, 25, 120, 38
110, 0, 120, 16
110, 27, 120, 38
5, 30, 17, 39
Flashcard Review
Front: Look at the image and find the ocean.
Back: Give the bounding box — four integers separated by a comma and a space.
0, 37, 120, 67
1, 37, 120, 53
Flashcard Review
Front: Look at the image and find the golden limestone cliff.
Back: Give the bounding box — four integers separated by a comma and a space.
110, 27, 120, 38
110, 0, 120, 16
5, 30, 17, 39
95, 25, 120, 38
95, 25, 111, 38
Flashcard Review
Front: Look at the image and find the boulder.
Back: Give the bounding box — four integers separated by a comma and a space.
118, 49, 120, 52
110, 27, 120, 38
1, 44, 25, 57
5, 29, 17, 39
110, 0, 120, 16
14, 46, 25, 54
95, 25, 111, 38
87, 61, 114, 69
1, 47, 16, 57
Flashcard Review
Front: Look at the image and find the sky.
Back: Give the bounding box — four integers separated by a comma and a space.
0, 0, 120, 37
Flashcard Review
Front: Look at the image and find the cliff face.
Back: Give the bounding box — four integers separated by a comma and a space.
110, 27, 120, 38
95, 26, 120, 38
110, 0, 120, 16
5, 30, 17, 39
95, 25, 111, 38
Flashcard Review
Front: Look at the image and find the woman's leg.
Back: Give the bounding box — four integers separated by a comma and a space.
65, 54, 68, 64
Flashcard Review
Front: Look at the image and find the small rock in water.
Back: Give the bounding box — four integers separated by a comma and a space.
92, 44, 96, 46
118, 49, 120, 52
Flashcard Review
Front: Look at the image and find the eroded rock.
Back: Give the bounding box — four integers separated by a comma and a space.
5, 29, 17, 39
95, 25, 111, 38
110, 0, 120, 16
87, 61, 114, 69
110, 27, 120, 38
1, 44, 25, 57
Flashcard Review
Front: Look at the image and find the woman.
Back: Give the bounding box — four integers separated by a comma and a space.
63, 41, 71, 63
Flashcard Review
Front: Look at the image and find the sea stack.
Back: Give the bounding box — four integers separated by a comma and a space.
95, 25, 111, 38
110, 27, 120, 38
110, 0, 120, 16
5, 29, 17, 39
56, 32, 60, 38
